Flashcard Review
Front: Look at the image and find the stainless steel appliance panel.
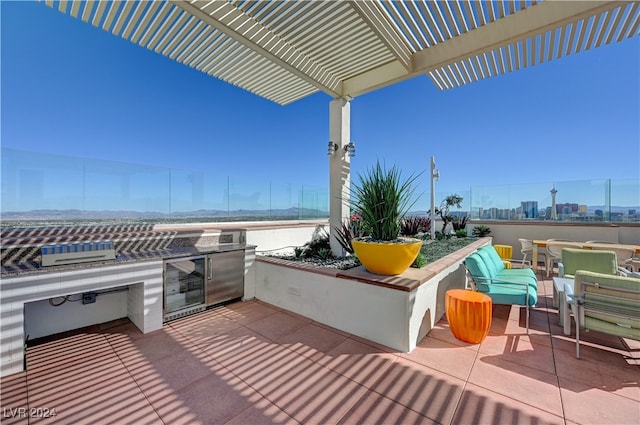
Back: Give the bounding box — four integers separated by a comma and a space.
206, 250, 244, 306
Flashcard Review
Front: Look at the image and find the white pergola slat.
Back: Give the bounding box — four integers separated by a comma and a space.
42, 0, 638, 104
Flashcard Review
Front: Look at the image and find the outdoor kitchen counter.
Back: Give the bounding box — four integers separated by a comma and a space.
0, 243, 254, 277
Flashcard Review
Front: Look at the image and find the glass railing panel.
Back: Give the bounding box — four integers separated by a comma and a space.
298, 185, 329, 219
2, 148, 638, 224
270, 182, 298, 218
469, 184, 512, 219
1, 148, 85, 215
83, 157, 171, 217
406, 188, 428, 217
170, 169, 212, 213
227, 177, 271, 219
610, 179, 639, 222
169, 169, 229, 217
439, 190, 471, 217
509, 181, 553, 220
549, 179, 608, 221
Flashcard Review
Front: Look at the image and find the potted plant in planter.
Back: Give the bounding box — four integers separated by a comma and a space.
350, 161, 423, 275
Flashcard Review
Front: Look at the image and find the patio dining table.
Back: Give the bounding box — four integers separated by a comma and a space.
531, 240, 640, 272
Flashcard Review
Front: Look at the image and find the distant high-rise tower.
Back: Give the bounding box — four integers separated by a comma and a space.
521, 201, 538, 219
550, 185, 558, 220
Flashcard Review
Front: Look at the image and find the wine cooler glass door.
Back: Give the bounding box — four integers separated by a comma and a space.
164, 256, 206, 313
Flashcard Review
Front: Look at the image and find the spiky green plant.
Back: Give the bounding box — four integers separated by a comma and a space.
350, 161, 421, 241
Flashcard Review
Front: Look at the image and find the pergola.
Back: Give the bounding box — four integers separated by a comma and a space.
44, 0, 639, 254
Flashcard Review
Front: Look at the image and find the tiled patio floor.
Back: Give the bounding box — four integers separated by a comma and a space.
1, 274, 638, 425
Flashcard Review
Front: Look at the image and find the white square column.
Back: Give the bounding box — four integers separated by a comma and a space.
329, 98, 352, 256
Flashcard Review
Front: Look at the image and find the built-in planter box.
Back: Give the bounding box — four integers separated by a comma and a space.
254, 237, 491, 352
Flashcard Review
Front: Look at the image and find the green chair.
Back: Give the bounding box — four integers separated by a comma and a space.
564, 270, 640, 359
558, 248, 619, 279
464, 245, 538, 333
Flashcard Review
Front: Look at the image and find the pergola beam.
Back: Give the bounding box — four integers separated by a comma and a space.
342, 0, 626, 98
349, 1, 412, 71
170, 0, 341, 99
412, 0, 621, 73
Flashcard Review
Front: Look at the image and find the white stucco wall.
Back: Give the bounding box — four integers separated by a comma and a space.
1, 260, 163, 377
245, 222, 329, 254
474, 222, 639, 261
24, 291, 129, 340
255, 261, 409, 350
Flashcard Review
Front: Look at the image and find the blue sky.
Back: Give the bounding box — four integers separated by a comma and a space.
2, 1, 639, 212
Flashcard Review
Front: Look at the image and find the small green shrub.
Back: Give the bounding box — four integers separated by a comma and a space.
455, 229, 468, 238
411, 253, 427, 268
293, 247, 304, 258
472, 225, 491, 237
317, 248, 332, 260
303, 227, 331, 257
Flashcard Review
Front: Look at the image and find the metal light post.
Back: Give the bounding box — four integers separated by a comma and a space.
430, 156, 440, 240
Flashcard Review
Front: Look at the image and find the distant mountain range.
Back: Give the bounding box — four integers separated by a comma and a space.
1, 205, 636, 223
586, 205, 639, 213
0, 208, 328, 222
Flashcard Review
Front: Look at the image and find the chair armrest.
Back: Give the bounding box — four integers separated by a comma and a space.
470, 275, 531, 290
562, 281, 575, 336
507, 259, 532, 269
618, 267, 636, 277
563, 282, 576, 305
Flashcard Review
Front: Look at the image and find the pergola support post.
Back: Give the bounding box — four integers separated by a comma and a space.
329, 98, 351, 257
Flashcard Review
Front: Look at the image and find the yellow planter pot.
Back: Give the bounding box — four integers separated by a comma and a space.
351, 237, 423, 275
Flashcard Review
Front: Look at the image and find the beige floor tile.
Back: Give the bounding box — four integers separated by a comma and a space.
468, 356, 563, 416
15, 297, 640, 425
26, 333, 113, 377
452, 383, 564, 425
28, 362, 160, 425
155, 370, 262, 425
110, 328, 197, 366
221, 300, 279, 325
553, 346, 640, 401
0, 372, 29, 425
266, 366, 368, 425
478, 333, 556, 375
278, 322, 349, 361
170, 310, 243, 342
369, 357, 465, 424
338, 390, 437, 425
402, 336, 477, 381
128, 348, 219, 404
425, 320, 482, 351
245, 310, 311, 342
559, 376, 640, 425
225, 397, 300, 425
319, 338, 398, 388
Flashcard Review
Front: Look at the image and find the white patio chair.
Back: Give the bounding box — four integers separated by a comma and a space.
519, 239, 534, 267
545, 241, 582, 277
